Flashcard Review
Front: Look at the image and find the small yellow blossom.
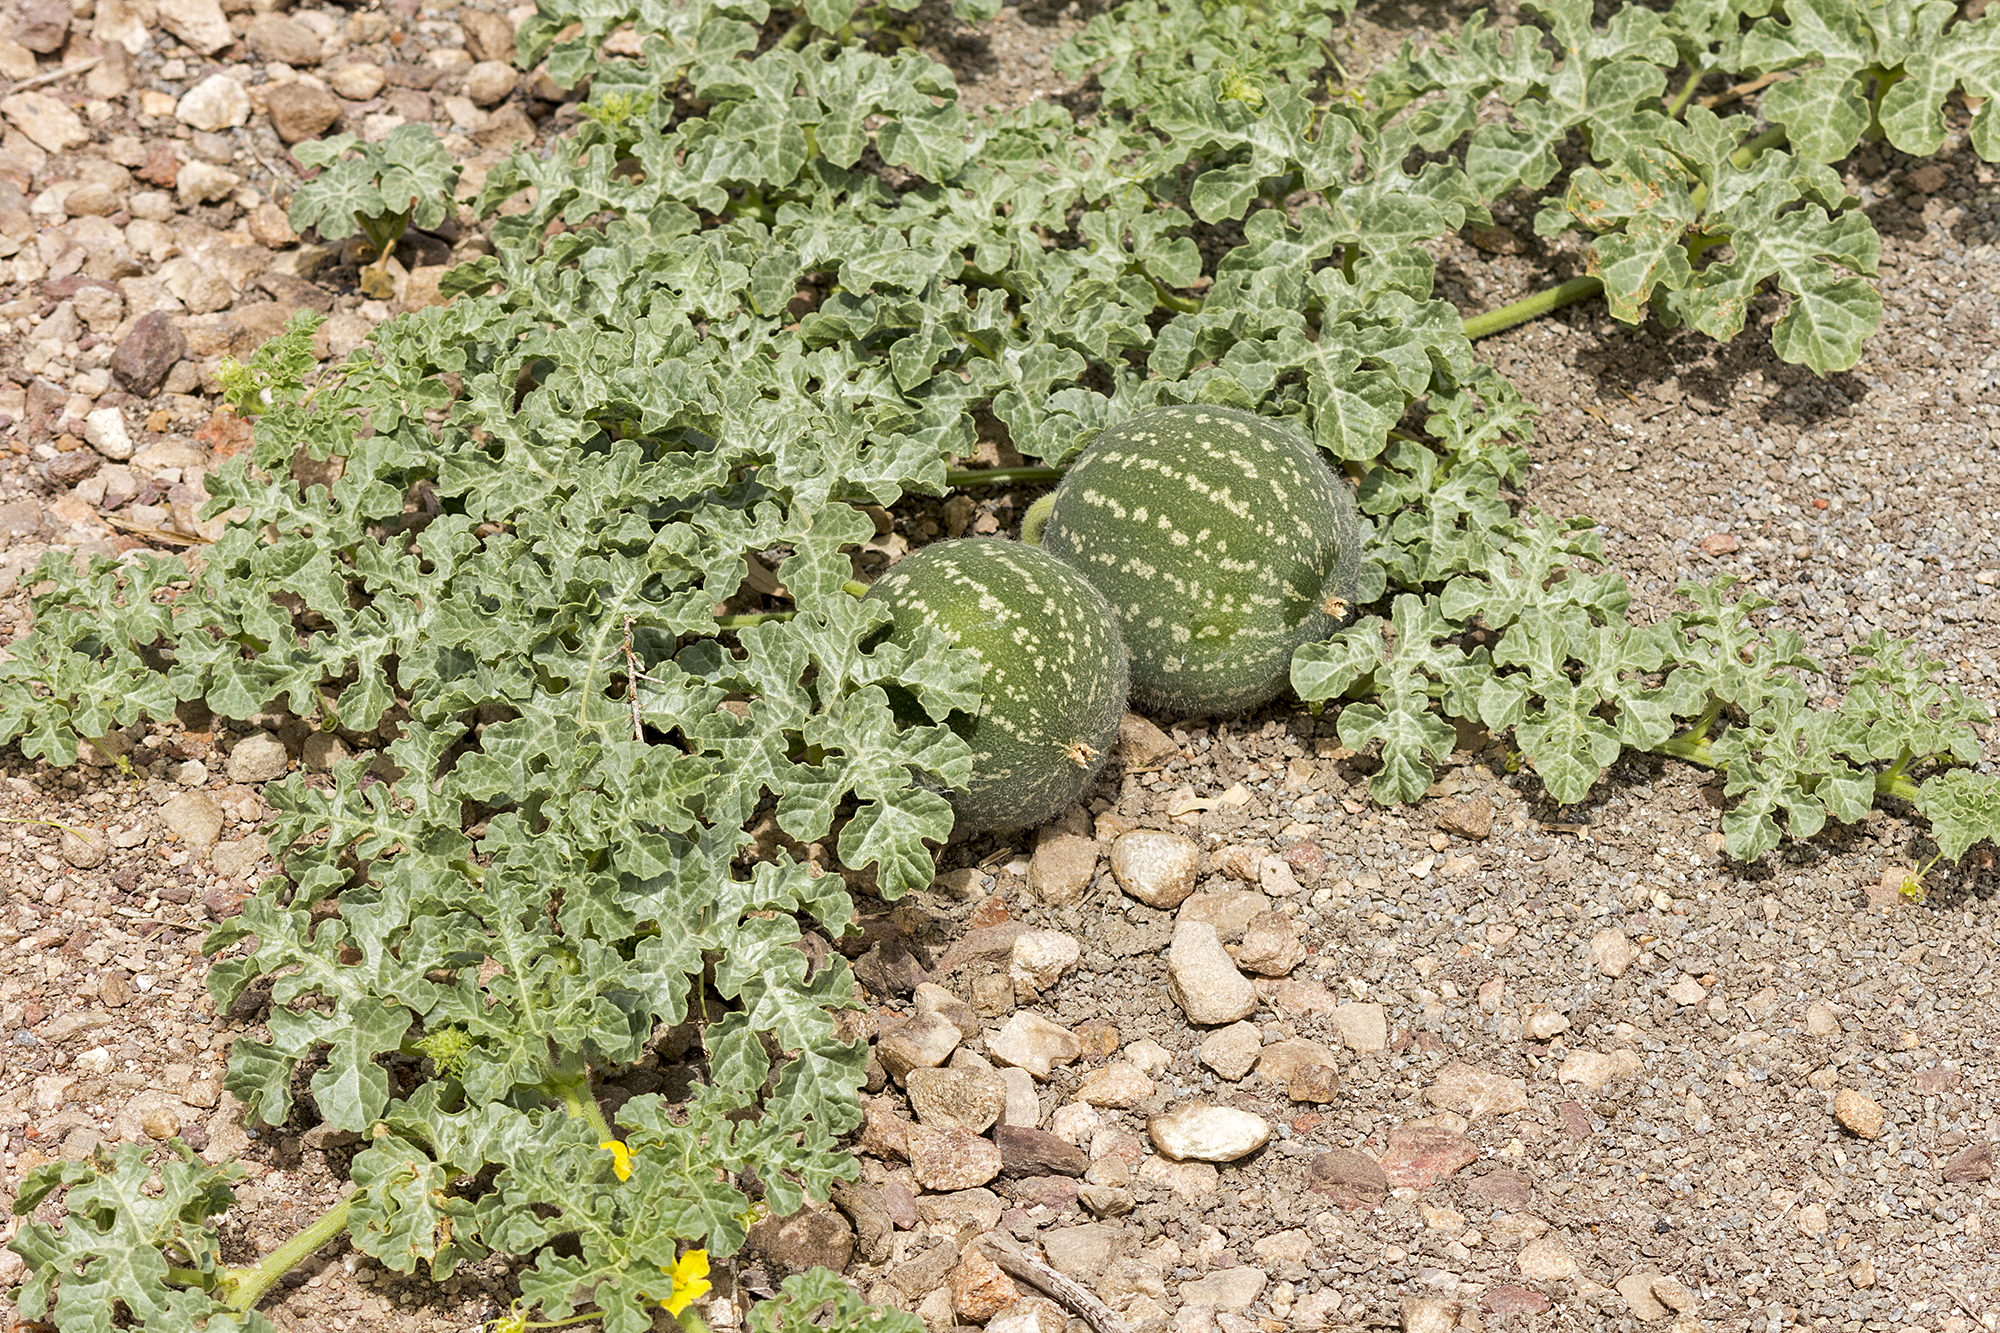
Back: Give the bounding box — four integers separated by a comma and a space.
661, 1249, 711, 1316
599, 1140, 633, 1182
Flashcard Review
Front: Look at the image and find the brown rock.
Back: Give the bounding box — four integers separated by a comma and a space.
913, 982, 980, 1043
1437, 796, 1493, 840
1557, 1100, 1593, 1140
1261, 977, 1338, 1019
1305, 1148, 1387, 1210
1071, 1017, 1119, 1058
1280, 838, 1324, 884
44, 449, 102, 487
1286, 1063, 1340, 1105
904, 1066, 1005, 1133
200, 884, 249, 920
0, 497, 43, 541
855, 937, 927, 999
950, 1248, 1019, 1322
257, 272, 334, 314
246, 14, 322, 66
110, 310, 187, 395
1213, 843, 1261, 882
934, 922, 1027, 973
64, 182, 122, 217
475, 104, 538, 150
1027, 831, 1098, 907
1006, 1174, 1080, 1212
828, 1179, 893, 1264
858, 1098, 911, 1160
465, 60, 518, 107
1424, 1062, 1529, 1118
1942, 1141, 1994, 1183
746, 1202, 854, 1277
60, 828, 109, 868
1376, 1124, 1480, 1190
1255, 1038, 1340, 1089
14, 0, 70, 53
1481, 1286, 1550, 1315
1834, 1088, 1885, 1140
906, 1123, 1002, 1191
877, 1011, 958, 1081
1115, 712, 1177, 769
993, 1125, 1088, 1178
1914, 1067, 1960, 1096
888, 1241, 957, 1298
460, 8, 519, 63
879, 1180, 918, 1229
265, 80, 343, 145
1235, 910, 1306, 977
1463, 1168, 1533, 1210
133, 144, 180, 189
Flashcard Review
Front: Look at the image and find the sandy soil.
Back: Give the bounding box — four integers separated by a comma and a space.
1, 2, 1997, 1331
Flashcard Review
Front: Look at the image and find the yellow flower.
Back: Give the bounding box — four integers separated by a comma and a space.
661, 1248, 711, 1316
599, 1140, 632, 1182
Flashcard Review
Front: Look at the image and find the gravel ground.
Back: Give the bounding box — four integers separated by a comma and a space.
0, 2, 1998, 1333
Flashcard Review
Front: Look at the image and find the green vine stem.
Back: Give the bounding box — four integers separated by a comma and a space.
167, 1189, 359, 1312
1649, 730, 1925, 805
545, 1062, 618, 1145
1664, 65, 1707, 119
1461, 275, 1604, 341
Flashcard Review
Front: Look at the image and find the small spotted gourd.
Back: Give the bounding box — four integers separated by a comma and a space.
1034, 404, 1363, 716
864, 539, 1129, 833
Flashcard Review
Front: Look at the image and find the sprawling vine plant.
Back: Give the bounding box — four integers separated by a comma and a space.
6, 0, 1999, 1327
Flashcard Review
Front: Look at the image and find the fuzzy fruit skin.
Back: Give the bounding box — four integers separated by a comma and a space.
864, 539, 1129, 834
1039, 404, 1363, 716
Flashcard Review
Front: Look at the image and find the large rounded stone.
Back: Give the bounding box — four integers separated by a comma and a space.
1110, 829, 1198, 908
1146, 1105, 1270, 1162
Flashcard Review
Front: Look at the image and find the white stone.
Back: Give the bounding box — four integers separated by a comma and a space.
1558, 1048, 1643, 1091
1167, 920, 1257, 1025
177, 74, 250, 131
175, 160, 243, 207
1180, 1267, 1267, 1312
1588, 927, 1638, 978
1075, 1061, 1154, 1109
84, 407, 134, 461
2, 92, 89, 152
1523, 1005, 1571, 1040
1328, 1001, 1388, 1053
1516, 1236, 1576, 1281
1009, 928, 1080, 997
1147, 1104, 1269, 1162
997, 1065, 1040, 1128
1110, 829, 1199, 908
93, 0, 157, 55
1049, 1100, 1099, 1146
1400, 1298, 1456, 1333
225, 731, 290, 783
1123, 1037, 1172, 1076
986, 1012, 1082, 1080
328, 61, 387, 100
158, 0, 234, 54
1199, 1021, 1261, 1081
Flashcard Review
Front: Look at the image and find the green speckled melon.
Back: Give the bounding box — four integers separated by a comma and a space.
864, 539, 1129, 834
1037, 404, 1363, 716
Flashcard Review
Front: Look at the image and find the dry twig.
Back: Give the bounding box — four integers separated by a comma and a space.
977, 1233, 1132, 1333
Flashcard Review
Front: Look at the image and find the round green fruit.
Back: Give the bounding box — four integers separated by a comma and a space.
864, 539, 1129, 834
1037, 403, 1363, 716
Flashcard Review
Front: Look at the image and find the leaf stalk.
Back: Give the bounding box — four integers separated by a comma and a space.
214, 1188, 359, 1312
